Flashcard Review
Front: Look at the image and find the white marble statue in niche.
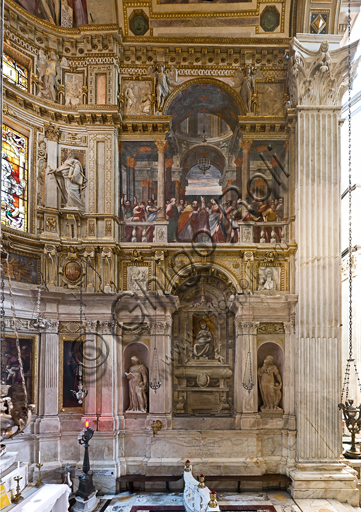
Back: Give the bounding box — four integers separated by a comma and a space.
193, 321, 213, 359
48, 149, 87, 211
125, 356, 148, 413
258, 267, 280, 291
258, 355, 282, 411
127, 267, 148, 293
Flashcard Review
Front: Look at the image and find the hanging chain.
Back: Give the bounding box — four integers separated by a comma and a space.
0, 247, 6, 384
242, 292, 254, 391
341, 0, 361, 401
5, 251, 28, 407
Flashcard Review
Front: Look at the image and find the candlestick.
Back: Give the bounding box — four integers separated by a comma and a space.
35, 463, 44, 488
11, 476, 23, 503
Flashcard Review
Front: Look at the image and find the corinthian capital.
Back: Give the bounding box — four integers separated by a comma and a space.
237, 321, 259, 335
288, 38, 360, 107
155, 141, 168, 153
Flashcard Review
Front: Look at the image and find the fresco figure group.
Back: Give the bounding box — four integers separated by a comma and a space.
121, 194, 285, 243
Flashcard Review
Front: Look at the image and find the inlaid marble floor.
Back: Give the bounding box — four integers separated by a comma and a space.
97, 490, 305, 512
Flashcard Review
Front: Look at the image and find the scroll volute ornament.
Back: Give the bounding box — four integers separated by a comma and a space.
288, 38, 360, 108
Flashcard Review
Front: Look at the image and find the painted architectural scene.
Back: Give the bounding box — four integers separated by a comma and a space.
120, 133, 289, 244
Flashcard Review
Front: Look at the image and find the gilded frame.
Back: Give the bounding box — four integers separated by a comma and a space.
2, 333, 38, 413
59, 333, 85, 413
122, 260, 152, 291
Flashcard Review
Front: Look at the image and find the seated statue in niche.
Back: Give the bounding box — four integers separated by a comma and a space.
193, 322, 213, 359
125, 356, 148, 413
258, 355, 282, 411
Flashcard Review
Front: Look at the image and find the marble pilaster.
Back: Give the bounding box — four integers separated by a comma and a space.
38, 324, 61, 434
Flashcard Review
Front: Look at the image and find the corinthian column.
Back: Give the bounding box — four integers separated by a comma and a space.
240, 140, 253, 201
165, 158, 174, 201
288, 36, 359, 504
155, 141, 168, 220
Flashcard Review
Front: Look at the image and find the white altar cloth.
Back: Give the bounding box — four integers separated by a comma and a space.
11, 484, 70, 512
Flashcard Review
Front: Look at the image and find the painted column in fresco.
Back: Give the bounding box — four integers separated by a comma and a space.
155, 141, 167, 219
241, 140, 253, 201
234, 157, 243, 198
127, 156, 136, 204
165, 158, 173, 201
174, 180, 180, 203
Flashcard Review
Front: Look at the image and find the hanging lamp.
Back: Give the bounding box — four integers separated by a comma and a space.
149, 282, 162, 393
71, 280, 88, 404
338, 0, 361, 459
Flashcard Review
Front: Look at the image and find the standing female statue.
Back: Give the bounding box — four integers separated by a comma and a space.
258, 355, 282, 410
125, 356, 149, 412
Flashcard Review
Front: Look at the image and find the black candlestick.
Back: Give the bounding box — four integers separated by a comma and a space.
76, 425, 95, 500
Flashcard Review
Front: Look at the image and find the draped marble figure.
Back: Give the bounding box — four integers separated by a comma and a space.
48, 149, 87, 212
193, 322, 213, 359
258, 355, 282, 411
125, 356, 149, 412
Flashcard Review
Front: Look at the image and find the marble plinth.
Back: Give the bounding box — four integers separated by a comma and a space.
0, 452, 17, 473
73, 490, 99, 512
290, 463, 359, 506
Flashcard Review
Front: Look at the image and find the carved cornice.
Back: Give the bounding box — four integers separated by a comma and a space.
288, 38, 360, 108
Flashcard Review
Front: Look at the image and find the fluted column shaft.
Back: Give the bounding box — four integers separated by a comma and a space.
155, 141, 167, 220
240, 140, 253, 201
295, 107, 342, 461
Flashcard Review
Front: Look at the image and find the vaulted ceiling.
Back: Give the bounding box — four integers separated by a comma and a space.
11, 0, 350, 43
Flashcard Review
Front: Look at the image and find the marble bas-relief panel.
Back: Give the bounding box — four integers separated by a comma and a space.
127, 266, 149, 293
258, 266, 280, 291
257, 83, 284, 116
123, 79, 153, 115
64, 72, 83, 107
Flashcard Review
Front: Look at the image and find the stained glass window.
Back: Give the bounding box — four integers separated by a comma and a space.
3, 53, 28, 91
2, 125, 28, 231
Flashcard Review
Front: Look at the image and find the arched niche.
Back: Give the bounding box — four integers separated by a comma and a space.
123, 341, 149, 413
257, 341, 284, 412
172, 271, 235, 416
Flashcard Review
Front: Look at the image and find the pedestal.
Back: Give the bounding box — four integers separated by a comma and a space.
73, 490, 99, 512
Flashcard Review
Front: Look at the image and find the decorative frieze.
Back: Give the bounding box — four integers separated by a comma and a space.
258, 322, 284, 334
